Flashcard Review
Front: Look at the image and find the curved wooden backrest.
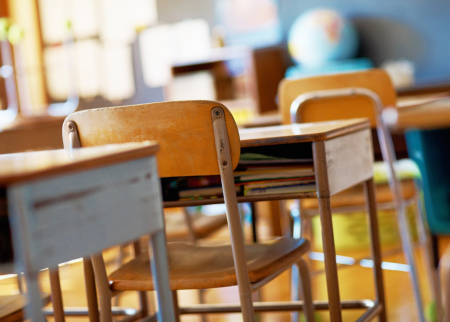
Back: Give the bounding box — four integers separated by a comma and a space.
278, 69, 397, 127
62, 100, 240, 178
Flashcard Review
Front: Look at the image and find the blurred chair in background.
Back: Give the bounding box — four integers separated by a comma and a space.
279, 69, 436, 322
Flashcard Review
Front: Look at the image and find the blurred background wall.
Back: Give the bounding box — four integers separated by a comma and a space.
277, 0, 450, 84
157, 0, 450, 84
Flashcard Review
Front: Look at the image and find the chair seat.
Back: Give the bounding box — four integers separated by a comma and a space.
109, 237, 309, 291
164, 210, 228, 241
302, 179, 416, 209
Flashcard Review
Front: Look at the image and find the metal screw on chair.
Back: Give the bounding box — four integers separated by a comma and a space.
213, 108, 222, 117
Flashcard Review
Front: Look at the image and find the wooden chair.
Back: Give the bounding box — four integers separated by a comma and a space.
279, 68, 434, 322
63, 100, 315, 322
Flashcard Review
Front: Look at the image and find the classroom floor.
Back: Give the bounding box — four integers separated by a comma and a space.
0, 204, 441, 322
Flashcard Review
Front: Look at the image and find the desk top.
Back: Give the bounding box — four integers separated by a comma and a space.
0, 142, 159, 185
239, 118, 370, 148
383, 98, 450, 130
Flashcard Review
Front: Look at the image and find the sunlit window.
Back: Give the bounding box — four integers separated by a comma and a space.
38, 0, 157, 102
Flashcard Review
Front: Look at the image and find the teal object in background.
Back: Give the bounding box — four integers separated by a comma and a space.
405, 128, 450, 235
285, 58, 373, 78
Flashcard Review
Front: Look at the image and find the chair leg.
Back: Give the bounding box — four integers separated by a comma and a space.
397, 205, 426, 321
198, 289, 207, 322
91, 253, 113, 322
49, 267, 65, 322
83, 257, 100, 322
211, 107, 255, 322
250, 202, 258, 243
183, 208, 198, 244
415, 194, 444, 321
291, 264, 300, 322
296, 258, 315, 322
172, 290, 181, 322
439, 246, 450, 322
133, 240, 150, 318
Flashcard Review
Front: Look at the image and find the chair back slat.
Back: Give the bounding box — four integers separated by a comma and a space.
279, 69, 397, 127
63, 101, 241, 178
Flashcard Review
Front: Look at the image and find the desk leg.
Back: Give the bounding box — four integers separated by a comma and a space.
8, 186, 46, 322
24, 272, 47, 322
317, 196, 342, 322
313, 141, 342, 322
149, 230, 175, 322
363, 178, 387, 322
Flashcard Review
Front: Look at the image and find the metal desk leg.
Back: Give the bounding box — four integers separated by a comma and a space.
149, 230, 175, 322
314, 141, 342, 322
364, 178, 387, 322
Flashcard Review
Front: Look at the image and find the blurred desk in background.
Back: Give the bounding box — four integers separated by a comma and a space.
383, 97, 450, 238
0, 116, 65, 154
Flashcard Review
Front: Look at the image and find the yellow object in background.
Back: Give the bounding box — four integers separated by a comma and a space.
311, 205, 418, 253
229, 107, 256, 126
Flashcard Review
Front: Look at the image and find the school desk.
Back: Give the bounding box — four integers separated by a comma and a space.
0, 142, 174, 321
164, 118, 386, 322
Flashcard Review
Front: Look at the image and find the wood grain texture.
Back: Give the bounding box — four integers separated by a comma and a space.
8, 157, 164, 272
318, 129, 374, 197
108, 238, 309, 291
0, 142, 159, 185
62, 100, 241, 178
279, 69, 396, 127
239, 119, 370, 148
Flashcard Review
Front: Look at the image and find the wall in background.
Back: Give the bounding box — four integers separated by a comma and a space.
156, 0, 215, 27
277, 0, 450, 84
155, 0, 450, 85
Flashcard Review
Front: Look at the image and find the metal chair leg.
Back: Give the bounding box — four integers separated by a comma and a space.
415, 194, 444, 321
49, 267, 65, 322
297, 258, 315, 322
291, 264, 301, 322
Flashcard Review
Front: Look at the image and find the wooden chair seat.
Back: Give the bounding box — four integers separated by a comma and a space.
109, 237, 309, 291
164, 211, 228, 241
302, 179, 416, 209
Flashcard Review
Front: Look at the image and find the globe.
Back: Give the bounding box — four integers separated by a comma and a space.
288, 9, 359, 67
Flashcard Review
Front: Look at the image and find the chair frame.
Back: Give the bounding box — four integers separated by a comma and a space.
61, 101, 387, 322
290, 86, 439, 322
63, 104, 315, 322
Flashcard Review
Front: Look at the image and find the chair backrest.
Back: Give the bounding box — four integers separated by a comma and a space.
62, 100, 241, 177
278, 69, 397, 127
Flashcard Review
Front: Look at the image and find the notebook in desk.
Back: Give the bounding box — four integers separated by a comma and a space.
161, 152, 316, 201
